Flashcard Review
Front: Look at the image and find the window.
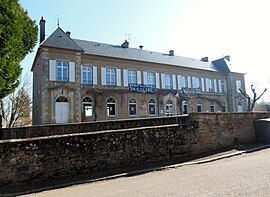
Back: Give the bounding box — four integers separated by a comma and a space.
165, 74, 172, 89
236, 80, 241, 93
210, 102, 215, 112
83, 97, 93, 116
220, 80, 226, 93
206, 78, 214, 92
57, 61, 68, 82
221, 103, 226, 112
197, 100, 202, 112
149, 99, 156, 116
165, 100, 174, 116
180, 76, 188, 88
106, 68, 116, 86
56, 96, 68, 102
107, 98, 116, 116
147, 72, 155, 86
182, 100, 188, 114
128, 98, 137, 116
193, 77, 202, 89
82, 66, 93, 84
128, 70, 137, 84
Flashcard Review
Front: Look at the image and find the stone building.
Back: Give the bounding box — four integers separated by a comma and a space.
31, 17, 247, 125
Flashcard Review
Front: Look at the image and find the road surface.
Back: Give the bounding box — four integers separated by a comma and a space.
25, 148, 270, 197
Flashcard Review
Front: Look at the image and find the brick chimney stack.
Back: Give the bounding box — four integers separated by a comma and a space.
66, 31, 71, 37
39, 16, 46, 44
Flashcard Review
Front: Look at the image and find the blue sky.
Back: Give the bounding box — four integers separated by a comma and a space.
20, 0, 269, 101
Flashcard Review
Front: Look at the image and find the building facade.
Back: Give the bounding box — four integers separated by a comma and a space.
32, 18, 247, 125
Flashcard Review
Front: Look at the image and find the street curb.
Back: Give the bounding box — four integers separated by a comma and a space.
3, 144, 270, 197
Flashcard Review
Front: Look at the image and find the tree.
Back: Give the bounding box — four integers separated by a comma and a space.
0, 0, 38, 99
0, 76, 32, 127
239, 85, 267, 112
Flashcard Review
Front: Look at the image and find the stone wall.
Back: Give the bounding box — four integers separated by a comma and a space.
0, 112, 269, 193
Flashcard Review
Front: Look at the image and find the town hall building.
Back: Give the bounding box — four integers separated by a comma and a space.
32, 17, 247, 125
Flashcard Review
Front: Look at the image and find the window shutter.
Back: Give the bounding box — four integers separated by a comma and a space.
187, 76, 191, 88
218, 79, 222, 93
224, 80, 227, 93
214, 79, 217, 92
93, 66, 97, 85
161, 73, 165, 89
137, 71, 141, 84
143, 71, 147, 85
201, 78, 205, 91
49, 60, 56, 81
81, 65, 84, 84
155, 73, 160, 88
69, 62, 75, 82
177, 75, 181, 90
101, 67, 106, 85
123, 69, 128, 86
205, 78, 209, 92
192, 77, 196, 88
116, 68, 121, 86
172, 74, 177, 90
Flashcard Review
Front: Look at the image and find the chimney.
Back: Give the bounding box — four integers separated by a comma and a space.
201, 57, 209, 62
121, 40, 129, 48
169, 50, 174, 56
139, 45, 143, 50
66, 31, 71, 37
224, 55, 230, 61
39, 16, 46, 44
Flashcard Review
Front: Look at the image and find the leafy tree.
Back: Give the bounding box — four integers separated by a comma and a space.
0, 0, 37, 99
239, 85, 267, 112
0, 76, 32, 127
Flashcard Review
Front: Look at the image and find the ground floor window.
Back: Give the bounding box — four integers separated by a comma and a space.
149, 99, 156, 116
83, 97, 93, 117
128, 98, 137, 116
197, 100, 202, 112
165, 100, 174, 116
222, 103, 226, 112
237, 101, 243, 112
210, 102, 215, 112
107, 97, 116, 116
182, 100, 188, 114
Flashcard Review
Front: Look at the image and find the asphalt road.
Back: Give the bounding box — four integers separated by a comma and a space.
25, 148, 270, 197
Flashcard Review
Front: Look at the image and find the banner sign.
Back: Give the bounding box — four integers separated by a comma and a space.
181, 87, 202, 95
129, 84, 156, 93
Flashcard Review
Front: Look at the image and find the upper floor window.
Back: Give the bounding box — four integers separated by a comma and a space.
206, 78, 215, 92
57, 61, 68, 82
82, 66, 93, 84
180, 76, 188, 88
106, 68, 116, 86
192, 77, 201, 89
236, 80, 242, 93
128, 70, 137, 84
165, 74, 172, 89
220, 80, 226, 93
147, 72, 155, 86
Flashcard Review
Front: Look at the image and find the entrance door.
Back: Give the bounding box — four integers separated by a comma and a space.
55, 96, 69, 123
165, 100, 174, 116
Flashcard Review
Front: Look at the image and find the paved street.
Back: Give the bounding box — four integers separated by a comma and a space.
26, 148, 270, 197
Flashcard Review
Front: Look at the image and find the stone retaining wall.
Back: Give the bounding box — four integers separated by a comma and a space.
0, 112, 269, 193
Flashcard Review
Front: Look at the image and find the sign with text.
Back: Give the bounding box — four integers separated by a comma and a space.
129, 84, 157, 93
181, 87, 202, 96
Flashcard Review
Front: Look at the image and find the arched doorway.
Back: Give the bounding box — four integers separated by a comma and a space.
55, 96, 69, 123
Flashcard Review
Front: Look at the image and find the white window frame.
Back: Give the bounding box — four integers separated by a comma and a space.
210, 102, 215, 112
236, 80, 242, 93
107, 97, 116, 116
180, 76, 188, 89
197, 100, 202, 112
165, 73, 173, 89
81, 65, 93, 84
147, 71, 155, 86
148, 99, 156, 116
106, 68, 116, 86
128, 70, 137, 85
128, 98, 137, 116
57, 60, 69, 82
82, 96, 93, 117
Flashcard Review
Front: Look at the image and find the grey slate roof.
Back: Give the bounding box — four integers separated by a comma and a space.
41, 28, 84, 52
41, 27, 226, 72
211, 58, 231, 74
73, 39, 217, 72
